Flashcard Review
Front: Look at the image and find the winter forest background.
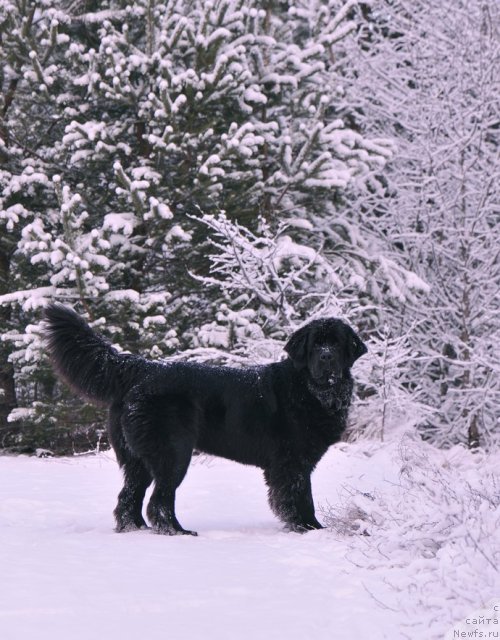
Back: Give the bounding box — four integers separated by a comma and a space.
0, 0, 498, 454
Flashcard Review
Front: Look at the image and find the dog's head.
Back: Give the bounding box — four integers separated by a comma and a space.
284, 318, 367, 386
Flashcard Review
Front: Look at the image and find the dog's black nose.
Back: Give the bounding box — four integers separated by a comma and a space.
319, 351, 333, 362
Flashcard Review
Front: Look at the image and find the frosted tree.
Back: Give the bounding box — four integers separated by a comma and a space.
0, 0, 426, 450
180, 0, 427, 353
341, 0, 500, 447
190, 210, 428, 353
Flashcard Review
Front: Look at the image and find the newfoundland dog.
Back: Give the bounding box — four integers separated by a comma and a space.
44, 304, 367, 535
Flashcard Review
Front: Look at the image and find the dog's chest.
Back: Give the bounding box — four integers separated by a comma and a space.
308, 379, 353, 415
288, 397, 348, 455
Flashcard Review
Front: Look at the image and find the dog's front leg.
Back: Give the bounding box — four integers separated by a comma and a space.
264, 466, 323, 533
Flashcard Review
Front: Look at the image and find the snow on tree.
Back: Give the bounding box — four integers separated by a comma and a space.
0, 0, 426, 451
340, 0, 500, 448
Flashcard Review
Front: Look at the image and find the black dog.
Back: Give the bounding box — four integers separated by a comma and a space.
44, 304, 367, 535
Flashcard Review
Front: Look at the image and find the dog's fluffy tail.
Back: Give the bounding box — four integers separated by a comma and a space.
44, 303, 147, 405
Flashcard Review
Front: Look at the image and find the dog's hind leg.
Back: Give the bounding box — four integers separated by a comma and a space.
122, 391, 198, 536
108, 403, 152, 532
114, 458, 152, 532
145, 443, 197, 536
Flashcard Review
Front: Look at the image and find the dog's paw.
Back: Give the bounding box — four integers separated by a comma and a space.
286, 521, 325, 534
152, 525, 198, 537
115, 522, 143, 533
115, 514, 150, 533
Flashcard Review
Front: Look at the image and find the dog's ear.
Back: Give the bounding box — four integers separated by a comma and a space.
345, 328, 367, 367
284, 325, 310, 370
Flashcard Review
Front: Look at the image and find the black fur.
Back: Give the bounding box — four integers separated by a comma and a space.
45, 304, 367, 535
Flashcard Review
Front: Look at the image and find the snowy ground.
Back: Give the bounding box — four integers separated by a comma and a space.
1, 436, 498, 640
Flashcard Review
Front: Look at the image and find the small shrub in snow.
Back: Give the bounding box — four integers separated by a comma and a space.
348, 329, 433, 443
323, 434, 500, 638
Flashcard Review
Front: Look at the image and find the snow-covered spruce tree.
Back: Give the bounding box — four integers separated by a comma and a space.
179, 0, 428, 359
341, 0, 500, 448
1, 0, 424, 451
